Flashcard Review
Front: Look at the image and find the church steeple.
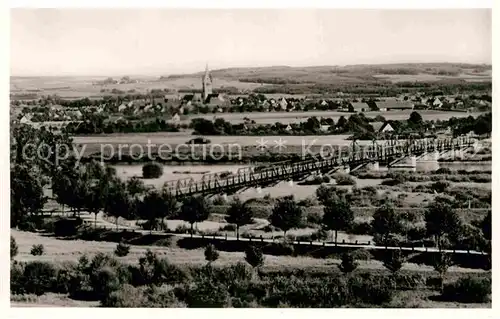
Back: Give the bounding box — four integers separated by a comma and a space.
202, 63, 213, 102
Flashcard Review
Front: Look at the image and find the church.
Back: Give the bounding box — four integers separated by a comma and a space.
181, 64, 226, 107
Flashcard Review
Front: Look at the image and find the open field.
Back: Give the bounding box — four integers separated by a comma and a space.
373, 71, 492, 83
10, 63, 492, 99
182, 110, 484, 125
10, 229, 486, 273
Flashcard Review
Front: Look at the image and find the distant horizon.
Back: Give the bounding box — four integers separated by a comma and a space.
9, 61, 493, 78
11, 9, 491, 77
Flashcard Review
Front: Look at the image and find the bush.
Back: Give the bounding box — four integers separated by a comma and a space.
338, 253, 358, 273
381, 179, 402, 186
23, 261, 57, 296
10, 261, 25, 295
306, 211, 323, 225
182, 278, 230, 307
30, 244, 45, 256
174, 224, 192, 234
431, 180, 450, 193
333, 174, 356, 186
442, 277, 491, 303
245, 246, 264, 268
349, 221, 373, 235
11, 236, 18, 259
114, 242, 131, 257
142, 162, 164, 179
54, 217, 83, 237
102, 284, 182, 307
204, 244, 219, 263
434, 168, 452, 174
219, 224, 236, 232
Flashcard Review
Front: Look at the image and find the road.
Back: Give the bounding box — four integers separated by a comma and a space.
74, 212, 487, 256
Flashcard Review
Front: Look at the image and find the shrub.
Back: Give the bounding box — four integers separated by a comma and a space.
219, 224, 236, 232
245, 246, 264, 268
338, 253, 359, 274
142, 162, 164, 179
405, 227, 427, 241
381, 179, 402, 186
30, 244, 45, 256
101, 284, 149, 307
306, 211, 323, 225
435, 168, 452, 174
442, 277, 491, 303
349, 221, 372, 235
154, 237, 173, 247
10, 261, 25, 295
114, 242, 131, 257
52, 261, 79, 294
182, 278, 230, 307
23, 261, 57, 296
54, 217, 83, 237
10, 236, 18, 259
431, 180, 450, 193
204, 244, 219, 263
333, 174, 356, 186
93, 266, 121, 299
174, 224, 192, 234
102, 284, 182, 307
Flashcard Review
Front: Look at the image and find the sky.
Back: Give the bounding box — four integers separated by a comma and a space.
10, 9, 492, 76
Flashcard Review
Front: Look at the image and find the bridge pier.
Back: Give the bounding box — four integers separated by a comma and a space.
410, 156, 416, 167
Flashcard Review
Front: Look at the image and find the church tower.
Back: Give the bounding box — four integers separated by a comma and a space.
202, 63, 213, 102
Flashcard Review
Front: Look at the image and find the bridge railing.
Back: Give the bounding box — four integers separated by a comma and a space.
168, 137, 475, 196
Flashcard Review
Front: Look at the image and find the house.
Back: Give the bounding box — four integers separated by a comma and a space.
285, 124, 292, 131
205, 93, 225, 104
20, 114, 32, 124
320, 124, 331, 132
432, 98, 443, 108
278, 98, 288, 111
171, 113, 181, 123
118, 104, 127, 112
319, 100, 328, 107
371, 122, 394, 133
350, 102, 370, 112
376, 101, 414, 111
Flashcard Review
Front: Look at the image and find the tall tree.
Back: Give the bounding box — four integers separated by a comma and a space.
225, 197, 253, 240
480, 211, 491, 241
425, 199, 462, 250
105, 179, 131, 230
269, 197, 303, 238
127, 177, 145, 198
432, 253, 453, 293
371, 202, 401, 245
322, 198, 354, 243
383, 250, 405, 289
10, 164, 47, 228
179, 196, 211, 237
408, 111, 423, 126
159, 186, 178, 231
139, 189, 171, 234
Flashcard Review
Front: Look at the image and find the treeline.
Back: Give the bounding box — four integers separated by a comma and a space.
253, 81, 492, 96
190, 111, 430, 137
450, 113, 491, 137
64, 117, 182, 135
239, 77, 306, 84
10, 248, 492, 307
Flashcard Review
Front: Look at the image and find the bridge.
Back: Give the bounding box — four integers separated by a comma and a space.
164, 137, 475, 198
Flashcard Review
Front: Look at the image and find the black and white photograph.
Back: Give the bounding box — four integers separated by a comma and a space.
7, 4, 493, 309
